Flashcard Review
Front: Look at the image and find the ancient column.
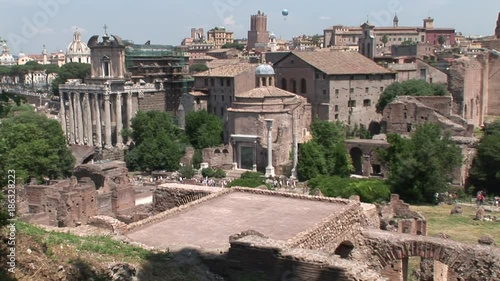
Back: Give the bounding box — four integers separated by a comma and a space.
59, 93, 67, 137
126, 91, 133, 128
84, 93, 93, 146
265, 119, 275, 177
104, 93, 112, 148
291, 133, 298, 179
94, 93, 102, 148
77, 93, 85, 145
115, 93, 123, 147
67, 92, 75, 144
253, 140, 257, 172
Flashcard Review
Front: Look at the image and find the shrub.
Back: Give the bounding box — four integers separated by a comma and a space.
228, 172, 269, 189
240, 171, 265, 180
214, 168, 226, 179
308, 176, 390, 203
201, 168, 215, 178
179, 166, 196, 179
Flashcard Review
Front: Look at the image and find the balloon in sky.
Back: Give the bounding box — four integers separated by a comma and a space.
282, 9, 289, 17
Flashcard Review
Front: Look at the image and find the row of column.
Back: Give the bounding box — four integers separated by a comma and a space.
60, 92, 134, 148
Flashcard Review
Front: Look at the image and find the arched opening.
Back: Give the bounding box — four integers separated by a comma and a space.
281, 78, 287, 91
350, 147, 363, 175
214, 149, 221, 154
291, 79, 297, 94
222, 149, 229, 154
334, 241, 354, 259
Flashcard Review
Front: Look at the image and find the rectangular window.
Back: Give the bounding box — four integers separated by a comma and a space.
363, 99, 371, 107
221, 95, 224, 102
204, 78, 208, 86
214, 95, 217, 101
348, 100, 356, 107
335, 114, 339, 120
335, 89, 339, 94
220, 78, 224, 86
350, 88, 354, 94
365, 87, 369, 93
323, 89, 327, 95
420, 68, 427, 80
335, 105, 339, 112
210, 78, 215, 86
380, 86, 384, 92
226, 79, 231, 86
407, 123, 412, 133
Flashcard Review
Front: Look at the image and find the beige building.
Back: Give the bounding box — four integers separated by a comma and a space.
207, 27, 234, 49
227, 65, 311, 176
191, 63, 256, 120
66, 30, 91, 64
273, 51, 396, 129
387, 58, 448, 84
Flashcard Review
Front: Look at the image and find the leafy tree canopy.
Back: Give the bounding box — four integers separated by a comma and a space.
376, 79, 447, 113
378, 123, 462, 203
469, 120, 500, 194
0, 107, 75, 185
297, 120, 352, 181
221, 42, 245, 51
0, 91, 27, 118
308, 176, 391, 203
125, 111, 185, 172
185, 110, 223, 149
51, 62, 90, 94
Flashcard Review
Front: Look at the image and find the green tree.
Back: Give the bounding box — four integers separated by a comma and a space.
221, 42, 245, 51
376, 80, 447, 113
381, 34, 389, 47
438, 35, 446, 45
0, 107, 75, 185
51, 62, 91, 95
185, 110, 223, 149
308, 176, 391, 203
469, 121, 500, 194
189, 63, 209, 74
0, 91, 26, 118
378, 123, 462, 203
297, 120, 351, 181
125, 111, 185, 172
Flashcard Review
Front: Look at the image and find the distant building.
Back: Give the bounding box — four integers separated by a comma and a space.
496, 12, 500, 39
207, 27, 234, 49
273, 51, 396, 128
324, 16, 455, 50
0, 38, 16, 66
66, 30, 91, 64
247, 11, 270, 51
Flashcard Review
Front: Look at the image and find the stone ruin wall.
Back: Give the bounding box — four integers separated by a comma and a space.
153, 187, 211, 212
378, 194, 427, 236
202, 144, 233, 170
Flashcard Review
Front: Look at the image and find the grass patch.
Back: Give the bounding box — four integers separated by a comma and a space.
411, 204, 500, 244
17, 221, 150, 262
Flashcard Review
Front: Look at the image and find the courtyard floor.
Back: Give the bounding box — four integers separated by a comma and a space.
127, 192, 344, 249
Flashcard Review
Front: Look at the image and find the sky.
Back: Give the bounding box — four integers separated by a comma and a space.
0, 0, 498, 54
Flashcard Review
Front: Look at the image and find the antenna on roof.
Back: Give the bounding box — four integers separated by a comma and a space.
103, 24, 108, 36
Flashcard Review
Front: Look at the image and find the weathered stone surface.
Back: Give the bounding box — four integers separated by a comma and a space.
108, 263, 138, 281
476, 207, 486, 221
478, 234, 496, 246
450, 205, 463, 215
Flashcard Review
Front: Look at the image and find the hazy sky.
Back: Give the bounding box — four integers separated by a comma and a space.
1, 0, 498, 54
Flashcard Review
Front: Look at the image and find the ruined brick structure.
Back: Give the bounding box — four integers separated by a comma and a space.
22, 161, 135, 227
381, 96, 473, 137
496, 12, 500, 39
125, 185, 500, 280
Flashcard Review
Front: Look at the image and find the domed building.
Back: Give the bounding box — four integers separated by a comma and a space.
66, 30, 90, 64
0, 38, 16, 66
227, 63, 312, 177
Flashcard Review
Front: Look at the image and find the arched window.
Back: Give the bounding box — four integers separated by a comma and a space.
291, 79, 297, 94
300, 78, 306, 94
281, 78, 287, 91
214, 149, 221, 154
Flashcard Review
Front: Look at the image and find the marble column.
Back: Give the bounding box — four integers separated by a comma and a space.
291, 133, 298, 179
115, 93, 123, 147
83, 93, 93, 146
126, 92, 133, 145
265, 119, 275, 177
75, 92, 84, 144
94, 93, 102, 148
253, 140, 257, 172
59, 93, 67, 137
104, 94, 112, 148
67, 92, 75, 144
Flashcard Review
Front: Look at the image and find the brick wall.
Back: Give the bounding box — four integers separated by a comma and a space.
153, 188, 211, 212
138, 91, 167, 112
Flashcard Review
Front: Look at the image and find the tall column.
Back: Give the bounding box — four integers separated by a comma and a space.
67, 92, 75, 144
253, 140, 257, 172
84, 93, 93, 146
115, 93, 123, 147
94, 93, 102, 148
77, 93, 85, 145
265, 119, 275, 177
291, 133, 298, 179
104, 94, 112, 148
59, 93, 67, 137
126, 92, 133, 128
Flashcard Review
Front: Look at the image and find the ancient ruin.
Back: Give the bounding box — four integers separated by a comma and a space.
20, 161, 135, 227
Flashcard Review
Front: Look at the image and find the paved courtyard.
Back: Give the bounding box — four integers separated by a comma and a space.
127, 192, 344, 249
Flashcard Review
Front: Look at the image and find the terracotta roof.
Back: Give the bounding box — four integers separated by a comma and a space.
282, 51, 393, 75
206, 58, 249, 68
236, 86, 297, 98
192, 63, 255, 77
